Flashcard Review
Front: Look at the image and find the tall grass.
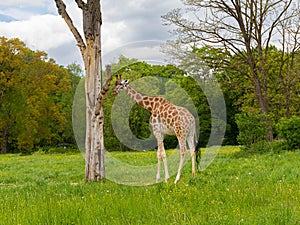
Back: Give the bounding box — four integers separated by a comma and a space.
0, 147, 299, 224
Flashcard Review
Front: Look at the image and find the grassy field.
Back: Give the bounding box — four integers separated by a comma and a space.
0, 147, 299, 224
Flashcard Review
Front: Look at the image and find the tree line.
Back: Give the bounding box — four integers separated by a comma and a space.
1, 35, 299, 154
162, 0, 300, 151
101, 50, 300, 152
0, 37, 81, 154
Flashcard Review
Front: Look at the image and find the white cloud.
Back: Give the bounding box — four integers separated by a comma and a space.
0, 0, 184, 66
0, 14, 73, 50
103, 40, 167, 66
102, 21, 128, 53
0, 1, 45, 7
0, 0, 51, 20
0, 8, 33, 20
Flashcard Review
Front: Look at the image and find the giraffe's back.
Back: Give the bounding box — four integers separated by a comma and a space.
150, 98, 195, 137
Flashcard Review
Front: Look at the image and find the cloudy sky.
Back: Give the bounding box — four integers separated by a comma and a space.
0, 0, 184, 67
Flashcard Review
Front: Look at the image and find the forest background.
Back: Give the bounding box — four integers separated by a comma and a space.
0, 35, 299, 155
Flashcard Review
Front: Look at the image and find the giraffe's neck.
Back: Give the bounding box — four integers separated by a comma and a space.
125, 85, 154, 112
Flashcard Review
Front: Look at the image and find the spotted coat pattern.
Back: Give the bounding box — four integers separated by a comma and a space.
113, 76, 197, 184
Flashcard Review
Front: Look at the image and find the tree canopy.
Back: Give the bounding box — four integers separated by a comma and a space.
163, 0, 300, 143
0, 37, 81, 154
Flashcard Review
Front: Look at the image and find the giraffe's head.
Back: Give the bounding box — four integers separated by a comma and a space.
112, 75, 129, 95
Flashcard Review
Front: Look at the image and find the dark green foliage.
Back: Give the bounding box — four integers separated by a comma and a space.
249, 141, 287, 154
277, 116, 300, 150
104, 58, 187, 151
170, 75, 210, 147
186, 46, 300, 147
129, 104, 151, 140
233, 141, 289, 158
234, 113, 294, 154
236, 113, 270, 149
60, 63, 82, 145
103, 56, 213, 151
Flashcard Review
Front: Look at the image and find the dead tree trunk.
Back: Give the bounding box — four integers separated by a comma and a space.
55, 0, 112, 181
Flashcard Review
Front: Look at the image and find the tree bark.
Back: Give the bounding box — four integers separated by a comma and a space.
55, 0, 110, 181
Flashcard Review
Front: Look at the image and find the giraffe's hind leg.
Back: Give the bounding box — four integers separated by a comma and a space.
187, 131, 196, 178
174, 137, 187, 184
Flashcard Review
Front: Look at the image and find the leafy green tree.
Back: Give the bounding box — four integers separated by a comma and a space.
163, 46, 240, 145
185, 45, 300, 143
163, 0, 300, 141
267, 48, 300, 119
0, 37, 72, 153
236, 113, 269, 149
169, 75, 210, 147
60, 63, 82, 145
103, 56, 216, 150
72, 78, 86, 152
0, 37, 30, 153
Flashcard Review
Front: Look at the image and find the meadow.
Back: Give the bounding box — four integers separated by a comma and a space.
0, 147, 299, 225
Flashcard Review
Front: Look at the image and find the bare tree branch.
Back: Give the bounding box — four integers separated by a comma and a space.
163, 0, 299, 122
75, 0, 86, 9
55, 0, 86, 57
265, 0, 293, 51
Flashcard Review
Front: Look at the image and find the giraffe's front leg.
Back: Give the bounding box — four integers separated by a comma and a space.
156, 142, 169, 182
152, 120, 170, 183
161, 147, 170, 182
174, 141, 187, 184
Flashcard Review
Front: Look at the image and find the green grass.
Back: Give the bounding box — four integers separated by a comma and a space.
0, 147, 299, 224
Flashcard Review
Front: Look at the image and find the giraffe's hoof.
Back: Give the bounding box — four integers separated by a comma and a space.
156, 176, 160, 183
174, 175, 180, 183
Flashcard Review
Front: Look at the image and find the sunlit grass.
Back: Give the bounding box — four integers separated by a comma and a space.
0, 147, 299, 224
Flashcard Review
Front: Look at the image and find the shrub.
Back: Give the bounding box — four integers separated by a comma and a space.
277, 116, 300, 150
234, 140, 288, 157
236, 113, 270, 149
250, 140, 289, 154
248, 140, 272, 154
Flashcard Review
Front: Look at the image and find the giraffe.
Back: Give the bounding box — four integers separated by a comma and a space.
112, 75, 200, 184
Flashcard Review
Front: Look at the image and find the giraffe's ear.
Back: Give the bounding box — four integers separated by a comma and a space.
124, 79, 129, 84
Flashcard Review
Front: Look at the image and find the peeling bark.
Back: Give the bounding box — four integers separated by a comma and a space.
55, 0, 109, 181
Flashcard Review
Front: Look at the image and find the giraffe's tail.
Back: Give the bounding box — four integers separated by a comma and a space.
195, 140, 201, 171
194, 122, 201, 170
